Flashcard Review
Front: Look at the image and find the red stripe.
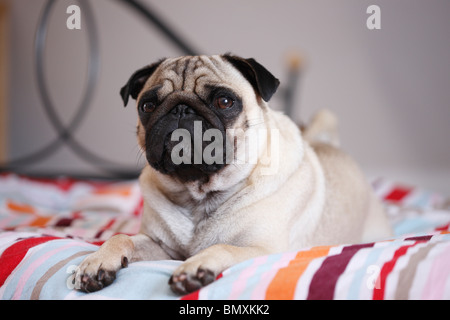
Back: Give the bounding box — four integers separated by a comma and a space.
373, 242, 418, 300
307, 243, 374, 300
133, 198, 144, 217
384, 186, 411, 203
436, 223, 450, 231
88, 240, 105, 246
0, 236, 61, 286
95, 218, 116, 239
181, 290, 200, 300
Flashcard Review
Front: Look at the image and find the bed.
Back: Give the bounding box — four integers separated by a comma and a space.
0, 172, 449, 300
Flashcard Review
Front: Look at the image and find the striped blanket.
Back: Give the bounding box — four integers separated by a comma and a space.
0, 173, 449, 300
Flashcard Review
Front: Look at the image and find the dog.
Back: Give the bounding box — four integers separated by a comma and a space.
74, 54, 392, 294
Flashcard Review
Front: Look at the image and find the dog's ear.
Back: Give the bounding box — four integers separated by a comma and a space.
120, 59, 165, 106
222, 54, 280, 102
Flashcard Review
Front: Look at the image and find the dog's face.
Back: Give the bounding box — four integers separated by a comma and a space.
120, 55, 280, 182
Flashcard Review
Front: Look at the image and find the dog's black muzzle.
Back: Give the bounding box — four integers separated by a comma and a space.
141, 92, 227, 182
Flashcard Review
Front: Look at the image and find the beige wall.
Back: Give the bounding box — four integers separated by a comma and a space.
6, 0, 450, 193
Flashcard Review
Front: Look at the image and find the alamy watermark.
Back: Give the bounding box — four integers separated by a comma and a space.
366, 5, 381, 30
66, 5, 81, 30
66, 4, 382, 32
169, 121, 280, 176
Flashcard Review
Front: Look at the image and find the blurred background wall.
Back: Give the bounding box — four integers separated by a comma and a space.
3, 0, 450, 193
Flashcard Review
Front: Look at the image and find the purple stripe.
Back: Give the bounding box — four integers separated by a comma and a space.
307, 243, 374, 300
404, 235, 433, 242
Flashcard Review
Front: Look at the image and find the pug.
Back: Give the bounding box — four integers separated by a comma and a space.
74, 54, 392, 294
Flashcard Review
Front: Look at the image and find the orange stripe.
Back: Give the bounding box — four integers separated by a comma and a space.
7, 200, 36, 214
93, 186, 131, 197
265, 246, 331, 300
29, 216, 52, 227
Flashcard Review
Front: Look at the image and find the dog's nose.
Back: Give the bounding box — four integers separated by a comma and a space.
170, 104, 196, 117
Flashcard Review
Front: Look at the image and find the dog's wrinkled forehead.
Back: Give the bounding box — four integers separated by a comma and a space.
141, 55, 244, 101
120, 54, 279, 107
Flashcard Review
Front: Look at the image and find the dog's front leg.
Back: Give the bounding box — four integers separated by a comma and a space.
75, 233, 169, 292
169, 244, 271, 295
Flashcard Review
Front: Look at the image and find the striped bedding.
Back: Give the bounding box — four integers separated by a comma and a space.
0, 173, 449, 300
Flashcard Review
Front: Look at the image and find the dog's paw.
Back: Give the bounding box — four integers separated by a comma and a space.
169, 262, 216, 295
74, 251, 128, 293
169, 268, 216, 295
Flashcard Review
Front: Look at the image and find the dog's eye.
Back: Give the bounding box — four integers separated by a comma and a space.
215, 96, 234, 109
141, 102, 156, 113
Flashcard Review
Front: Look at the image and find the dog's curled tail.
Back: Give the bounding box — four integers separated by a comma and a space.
302, 109, 340, 148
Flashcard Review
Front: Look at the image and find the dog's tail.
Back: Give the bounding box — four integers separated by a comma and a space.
301, 109, 340, 147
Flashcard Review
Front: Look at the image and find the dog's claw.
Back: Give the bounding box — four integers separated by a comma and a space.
121, 256, 129, 268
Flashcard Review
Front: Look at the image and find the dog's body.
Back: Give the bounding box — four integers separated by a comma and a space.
75, 55, 392, 294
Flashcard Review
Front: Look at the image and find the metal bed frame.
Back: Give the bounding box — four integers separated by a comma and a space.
0, 0, 300, 180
